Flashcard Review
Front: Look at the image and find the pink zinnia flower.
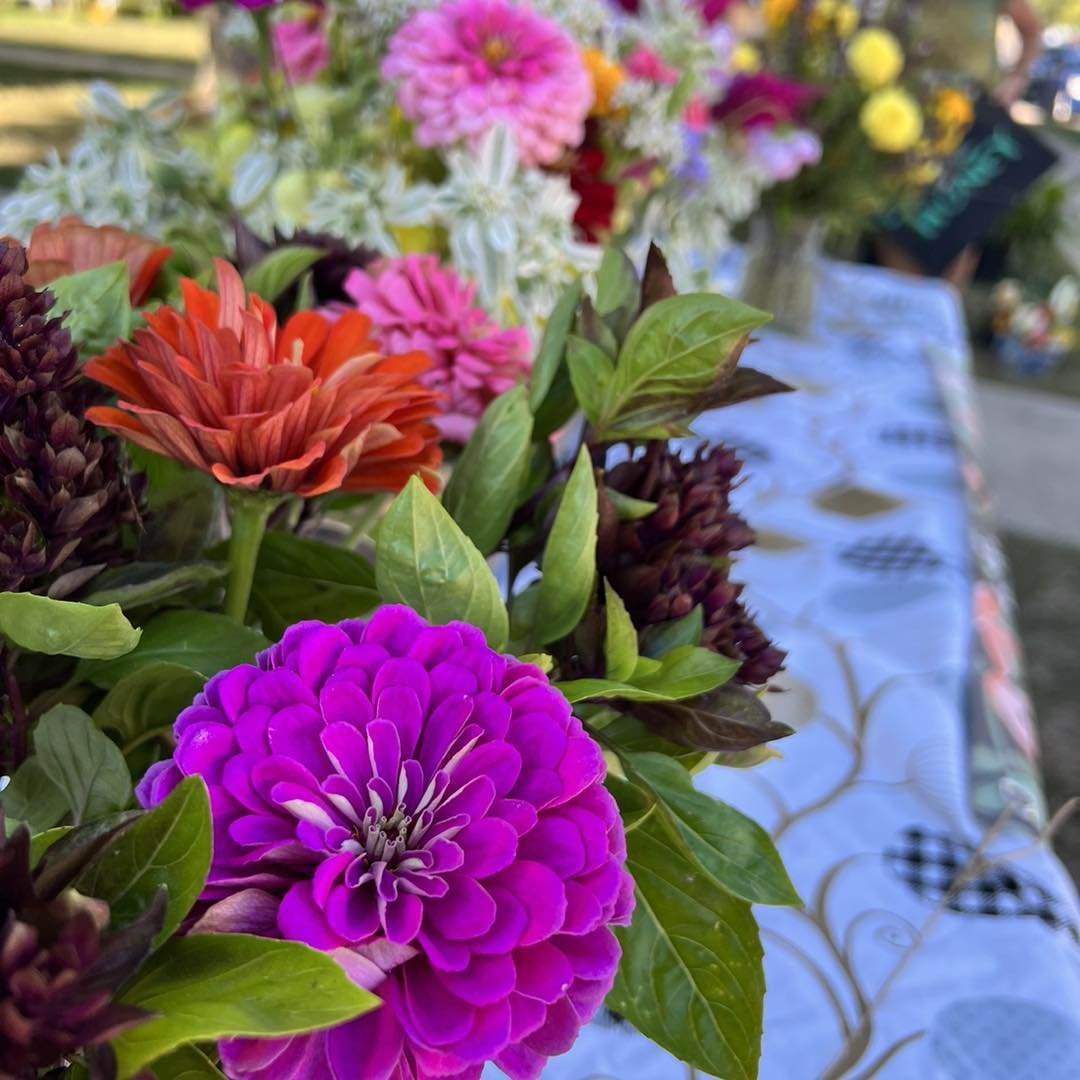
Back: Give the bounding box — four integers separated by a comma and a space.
343, 256, 531, 443
137, 608, 634, 1080
624, 46, 680, 86
381, 0, 592, 167
273, 15, 330, 85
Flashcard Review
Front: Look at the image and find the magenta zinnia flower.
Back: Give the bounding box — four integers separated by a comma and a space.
343, 256, 531, 443
138, 607, 633, 1080
382, 0, 592, 167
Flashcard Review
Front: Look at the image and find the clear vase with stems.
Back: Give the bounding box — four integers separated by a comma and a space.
740, 211, 824, 336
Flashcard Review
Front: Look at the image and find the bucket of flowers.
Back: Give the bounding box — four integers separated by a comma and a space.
0, 224, 799, 1080
990, 275, 1079, 377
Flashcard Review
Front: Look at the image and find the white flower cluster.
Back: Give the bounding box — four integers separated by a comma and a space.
528, 0, 615, 45
612, 80, 689, 173
305, 162, 437, 254
0, 83, 211, 241
432, 127, 600, 329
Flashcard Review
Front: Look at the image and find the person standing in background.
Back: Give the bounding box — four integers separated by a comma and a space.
878, 0, 1043, 286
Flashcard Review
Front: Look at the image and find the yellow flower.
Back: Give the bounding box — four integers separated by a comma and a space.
846, 28, 904, 90
808, 0, 836, 33
763, 0, 798, 30
731, 42, 762, 75
582, 49, 625, 118
860, 87, 924, 153
932, 87, 975, 130
833, 3, 859, 38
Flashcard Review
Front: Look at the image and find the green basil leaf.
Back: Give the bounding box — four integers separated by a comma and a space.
630, 645, 739, 698
242, 245, 323, 302
640, 606, 704, 657
29, 826, 71, 865
443, 386, 533, 556
593, 711, 714, 773
607, 775, 764, 1080
533, 447, 597, 646
0, 756, 68, 831
630, 685, 794, 753
598, 293, 770, 436
376, 475, 508, 649
34, 705, 132, 825
528, 278, 581, 413
48, 260, 133, 354
113, 934, 379, 1078
621, 751, 799, 906
83, 611, 269, 690
84, 562, 228, 611
0, 593, 141, 659
603, 580, 637, 682
250, 531, 379, 640
149, 1044, 226, 1080
78, 776, 212, 946
565, 335, 614, 427
93, 662, 205, 746
558, 645, 736, 704
594, 248, 639, 320
604, 488, 658, 521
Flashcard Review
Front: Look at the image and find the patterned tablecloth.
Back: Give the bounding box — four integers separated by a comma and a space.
519, 260, 1080, 1080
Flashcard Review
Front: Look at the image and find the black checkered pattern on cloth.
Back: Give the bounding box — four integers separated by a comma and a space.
839, 535, 944, 574
884, 827, 1077, 937
879, 424, 954, 449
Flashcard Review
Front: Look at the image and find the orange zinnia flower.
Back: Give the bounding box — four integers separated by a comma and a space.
85, 259, 443, 498
25, 216, 172, 306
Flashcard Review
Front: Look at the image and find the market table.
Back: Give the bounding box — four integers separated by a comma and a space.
535, 260, 1080, 1080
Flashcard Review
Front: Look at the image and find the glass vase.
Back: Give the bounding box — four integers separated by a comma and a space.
739, 213, 824, 336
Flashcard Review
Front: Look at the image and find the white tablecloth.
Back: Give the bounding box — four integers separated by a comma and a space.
522, 260, 1080, 1080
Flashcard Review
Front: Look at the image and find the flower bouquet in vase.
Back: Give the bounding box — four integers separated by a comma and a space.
1, 224, 799, 1080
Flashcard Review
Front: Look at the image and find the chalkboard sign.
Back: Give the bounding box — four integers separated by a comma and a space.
881, 97, 1057, 275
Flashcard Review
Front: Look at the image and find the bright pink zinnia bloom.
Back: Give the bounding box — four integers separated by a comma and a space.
381, 0, 592, 167
138, 608, 634, 1080
273, 16, 330, 85
344, 256, 531, 443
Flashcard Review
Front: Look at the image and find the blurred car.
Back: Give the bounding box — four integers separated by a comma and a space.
1024, 43, 1080, 124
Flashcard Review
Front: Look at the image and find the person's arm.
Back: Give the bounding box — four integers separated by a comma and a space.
994, 0, 1042, 106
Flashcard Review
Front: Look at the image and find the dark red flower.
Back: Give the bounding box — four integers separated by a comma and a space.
712, 72, 822, 131
600, 443, 785, 685
0, 241, 143, 596
0, 821, 164, 1079
570, 139, 617, 243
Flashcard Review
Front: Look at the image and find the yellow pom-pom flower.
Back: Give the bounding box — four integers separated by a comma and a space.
731, 42, 762, 75
860, 87, 924, 153
846, 28, 904, 90
582, 49, 625, 118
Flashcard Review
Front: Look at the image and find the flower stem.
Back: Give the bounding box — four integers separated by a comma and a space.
224, 490, 283, 624
252, 8, 287, 140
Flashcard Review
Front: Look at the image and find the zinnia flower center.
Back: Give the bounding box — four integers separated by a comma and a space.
481, 35, 512, 65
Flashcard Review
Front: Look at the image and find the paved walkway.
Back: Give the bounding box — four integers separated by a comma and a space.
975, 379, 1080, 883
977, 381, 1080, 547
